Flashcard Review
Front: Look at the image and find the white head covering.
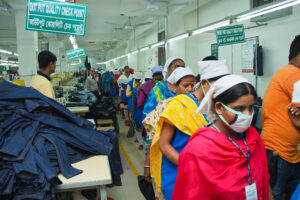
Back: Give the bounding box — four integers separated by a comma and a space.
196, 74, 251, 122
292, 80, 300, 104
145, 70, 153, 79
167, 66, 194, 84
163, 57, 184, 79
134, 72, 144, 80
151, 66, 164, 74
198, 60, 230, 81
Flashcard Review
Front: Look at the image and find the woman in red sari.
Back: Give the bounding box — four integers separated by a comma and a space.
172, 74, 273, 200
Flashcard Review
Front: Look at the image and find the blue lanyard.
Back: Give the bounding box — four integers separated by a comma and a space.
213, 123, 252, 185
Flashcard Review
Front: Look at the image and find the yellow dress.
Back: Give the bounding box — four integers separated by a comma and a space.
149, 94, 209, 193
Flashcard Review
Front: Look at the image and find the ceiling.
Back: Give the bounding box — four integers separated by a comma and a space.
0, 0, 202, 62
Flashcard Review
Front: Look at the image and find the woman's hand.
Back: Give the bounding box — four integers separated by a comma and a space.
288, 104, 300, 130
288, 103, 300, 116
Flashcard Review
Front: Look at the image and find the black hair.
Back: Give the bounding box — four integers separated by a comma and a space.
152, 71, 163, 77
213, 82, 257, 105
169, 59, 185, 68
202, 56, 218, 61
38, 50, 57, 69
207, 74, 230, 83
176, 75, 195, 85
195, 74, 201, 82
145, 78, 152, 82
124, 65, 129, 69
289, 35, 300, 61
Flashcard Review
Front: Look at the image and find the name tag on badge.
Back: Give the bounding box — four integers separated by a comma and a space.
245, 183, 258, 200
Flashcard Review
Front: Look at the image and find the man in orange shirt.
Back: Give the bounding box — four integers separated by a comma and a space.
261, 35, 300, 200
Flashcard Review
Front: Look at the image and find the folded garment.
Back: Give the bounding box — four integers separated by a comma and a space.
0, 81, 115, 200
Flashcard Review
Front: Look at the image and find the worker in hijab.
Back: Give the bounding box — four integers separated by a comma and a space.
149, 60, 230, 200
117, 66, 133, 122
143, 57, 185, 120
143, 67, 195, 199
126, 72, 144, 126
172, 74, 272, 200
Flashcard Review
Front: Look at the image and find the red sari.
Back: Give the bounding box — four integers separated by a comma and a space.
172, 126, 269, 200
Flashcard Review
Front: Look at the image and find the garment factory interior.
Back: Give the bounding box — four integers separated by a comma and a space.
0, 0, 300, 200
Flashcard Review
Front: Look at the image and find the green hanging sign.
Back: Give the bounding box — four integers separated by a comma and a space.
26, 0, 87, 36
66, 48, 86, 61
2, 66, 7, 72
216, 25, 245, 46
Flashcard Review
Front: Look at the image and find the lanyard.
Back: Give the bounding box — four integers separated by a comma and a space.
212, 123, 252, 185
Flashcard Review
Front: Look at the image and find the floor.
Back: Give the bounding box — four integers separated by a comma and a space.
106, 113, 147, 200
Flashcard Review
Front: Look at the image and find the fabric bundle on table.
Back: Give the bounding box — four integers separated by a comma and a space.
0, 81, 115, 200
68, 90, 97, 106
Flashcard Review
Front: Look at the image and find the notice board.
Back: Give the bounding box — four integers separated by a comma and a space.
241, 36, 259, 73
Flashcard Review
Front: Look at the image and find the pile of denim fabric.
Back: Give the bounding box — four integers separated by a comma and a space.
0, 81, 115, 200
68, 90, 97, 106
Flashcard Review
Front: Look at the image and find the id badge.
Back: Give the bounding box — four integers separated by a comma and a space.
245, 183, 258, 200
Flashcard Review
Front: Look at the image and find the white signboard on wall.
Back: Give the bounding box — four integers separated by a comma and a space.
241, 37, 258, 73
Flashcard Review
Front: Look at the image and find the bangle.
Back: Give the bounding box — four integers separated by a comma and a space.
144, 165, 150, 168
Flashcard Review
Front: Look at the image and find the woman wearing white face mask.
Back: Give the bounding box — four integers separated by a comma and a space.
172, 74, 273, 200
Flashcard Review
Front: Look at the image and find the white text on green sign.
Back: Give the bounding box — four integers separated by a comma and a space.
66, 48, 86, 61
216, 25, 245, 46
26, 0, 87, 36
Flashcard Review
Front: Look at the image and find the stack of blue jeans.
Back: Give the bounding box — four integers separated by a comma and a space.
0, 81, 115, 200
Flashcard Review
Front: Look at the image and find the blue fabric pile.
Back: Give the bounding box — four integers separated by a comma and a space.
68, 90, 97, 106
0, 81, 115, 200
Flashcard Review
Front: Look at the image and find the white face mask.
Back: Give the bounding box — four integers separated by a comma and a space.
218, 103, 254, 133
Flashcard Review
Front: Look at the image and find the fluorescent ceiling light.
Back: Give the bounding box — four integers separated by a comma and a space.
140, 46, 150, 52
126, 53, 131, 56
11, 64, 19, 67
192, 20, 231, 36
132, 50, 139, 54
150, 41, 165, 49
73, 44, 78, 49
0, 60, 8, 62
14, 53, 18, 56
0, 49, 13, 55
0, 63, 8, 65
69, 36, 75, 44
167, 33, 189, 43
70, 63, 77, 66
96, 62, 106, 65
237, 0, 300, 22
